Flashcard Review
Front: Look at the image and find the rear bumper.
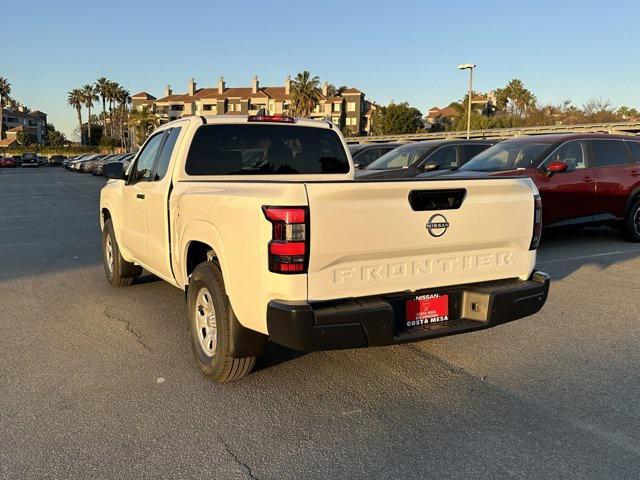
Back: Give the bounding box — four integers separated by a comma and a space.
267, 271, 550, 352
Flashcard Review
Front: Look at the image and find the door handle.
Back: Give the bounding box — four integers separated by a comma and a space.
136, 193, 145, 199
631, 171, 640, 177
583, 176, 595, 183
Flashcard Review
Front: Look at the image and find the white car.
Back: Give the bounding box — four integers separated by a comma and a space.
100, 114, 549, 382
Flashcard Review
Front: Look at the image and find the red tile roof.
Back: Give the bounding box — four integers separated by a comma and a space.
131, 91, 157, 100
341, 88, 362, 94
0, 138, 17, 147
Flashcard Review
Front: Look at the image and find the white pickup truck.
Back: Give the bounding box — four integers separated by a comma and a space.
100, 115, 549, 382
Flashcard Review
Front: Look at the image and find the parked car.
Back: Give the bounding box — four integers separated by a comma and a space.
21, 153, 39, 168
358, 139, 498, 178
348, 143, 403, 169
38, 156, 47, 166
94, 154, 131, 176
100, 114, 549, 382
0, 156, 17, 168
12, 155, 22, 167
48, 155, 67, 166
457, 133, 640, 240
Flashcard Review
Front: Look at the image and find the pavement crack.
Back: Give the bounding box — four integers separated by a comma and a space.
220, 437, 259, 479
104, 307, 150, 352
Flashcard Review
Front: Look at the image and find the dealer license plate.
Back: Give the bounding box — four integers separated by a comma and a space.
405, 293, 449, 329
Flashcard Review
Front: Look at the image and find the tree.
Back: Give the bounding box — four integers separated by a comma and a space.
129, 105, 158, 146
290, 71, 321, 117
16, 130, 34, 146
96, 77, 111, 136
617, 106, 640, 120
370, 102, 423, 135
494, 79, 537, 117
0, 77, 11, 140
82, 84, 99, 145
67, 89, 84, 144
326, 84, 348, 97
45, 123, 67, 146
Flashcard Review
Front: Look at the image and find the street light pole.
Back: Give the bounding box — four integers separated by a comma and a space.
458, 63, 476, 139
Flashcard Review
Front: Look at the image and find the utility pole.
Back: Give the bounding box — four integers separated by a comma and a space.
458, 63, 476, 139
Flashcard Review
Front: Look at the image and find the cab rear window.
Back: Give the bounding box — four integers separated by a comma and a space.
185, 124, 350, 175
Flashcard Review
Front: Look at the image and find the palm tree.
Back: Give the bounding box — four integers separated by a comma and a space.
81, 84, 99, 144
129, 105, 158, 146
107, 80, 119, 137
67, 89, 84, 144
96, 77, 111, 136
0, 77, 11, 141
290, 71, 321, 117
115, 87, 131, 148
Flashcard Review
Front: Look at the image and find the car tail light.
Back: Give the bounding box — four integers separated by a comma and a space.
262, 206, 309, 274
248, 115, 296, 123
530, 194, 542, 250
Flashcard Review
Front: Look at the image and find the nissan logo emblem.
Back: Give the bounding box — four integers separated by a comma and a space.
426, 214, 449, 237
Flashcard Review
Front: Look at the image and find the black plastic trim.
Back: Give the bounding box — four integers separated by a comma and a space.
267, 271, 550, 352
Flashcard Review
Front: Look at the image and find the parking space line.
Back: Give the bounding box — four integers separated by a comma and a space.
538, 249, 640, 265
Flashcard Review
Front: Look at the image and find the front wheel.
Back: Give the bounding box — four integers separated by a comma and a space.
623, 199, 640, 242
187, 262, 256, 382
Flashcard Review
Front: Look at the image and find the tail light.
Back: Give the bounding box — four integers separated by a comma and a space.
248, 115, 295, 123
529, 194, 542, 250
262, 206, 309, 274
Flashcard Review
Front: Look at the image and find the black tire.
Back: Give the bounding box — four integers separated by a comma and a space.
102, 219, 142, 286
623, 199, 640, 242
187, 261, 256, 383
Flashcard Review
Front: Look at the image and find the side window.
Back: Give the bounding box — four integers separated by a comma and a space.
355, 148, 381, 167
462, 144, 491, 162
588, 140, 629, 168
153, 127, 181, 180
424, 145, 458, 169
129, 132, 165, 183
625, 141, 640, 164
549, 141, 587, 171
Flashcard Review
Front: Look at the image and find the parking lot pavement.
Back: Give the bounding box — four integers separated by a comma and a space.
2, 167, 640, 479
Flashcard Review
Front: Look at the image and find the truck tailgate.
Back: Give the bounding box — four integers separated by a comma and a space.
305, 179, 537, 301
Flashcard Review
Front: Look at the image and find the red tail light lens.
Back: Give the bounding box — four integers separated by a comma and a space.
530, 194, 542, 250
248, 115, 296, 123
263, 206, 309, 274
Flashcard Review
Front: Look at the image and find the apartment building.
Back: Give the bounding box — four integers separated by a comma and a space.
0, 107, 47, 148
132, 76, 375, 135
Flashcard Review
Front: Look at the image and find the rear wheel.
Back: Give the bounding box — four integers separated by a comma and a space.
623, 199, 640, 242
102, 219, 142, 286
187, 261, 256, 382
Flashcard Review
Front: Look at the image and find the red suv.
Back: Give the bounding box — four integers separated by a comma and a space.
458, 133, 640, 241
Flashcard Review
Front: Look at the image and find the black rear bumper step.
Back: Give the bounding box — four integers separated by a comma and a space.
267, 271, 550, 352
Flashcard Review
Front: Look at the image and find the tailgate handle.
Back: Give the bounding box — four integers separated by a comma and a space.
408, 189, 466, 211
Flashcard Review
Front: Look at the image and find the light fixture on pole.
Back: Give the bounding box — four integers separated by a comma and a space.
458, 63, 476, 139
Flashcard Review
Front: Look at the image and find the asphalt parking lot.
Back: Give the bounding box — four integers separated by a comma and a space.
1, 167, 640, 479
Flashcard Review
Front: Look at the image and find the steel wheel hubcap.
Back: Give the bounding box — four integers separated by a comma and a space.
634, 207, 640, 233
195, 288, 217, 357
105, 236, 114, 273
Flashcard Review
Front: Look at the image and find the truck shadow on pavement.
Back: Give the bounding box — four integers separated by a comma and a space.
535, 226, 640, 281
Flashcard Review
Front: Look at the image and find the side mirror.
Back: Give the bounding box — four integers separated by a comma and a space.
104, 161, 126, 180
545, 160, 568, 176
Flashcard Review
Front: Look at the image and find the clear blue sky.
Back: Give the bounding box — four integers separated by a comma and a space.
3, 0, 639, 138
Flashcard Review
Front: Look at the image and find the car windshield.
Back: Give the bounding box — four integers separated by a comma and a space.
460, 140, 554, 172
366, 144, 432, 170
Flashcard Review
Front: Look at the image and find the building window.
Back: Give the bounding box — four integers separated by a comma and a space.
347, 102, 356, 112
170, 104, 184, 111
332, 116, 340, 124
333, 103, 341, 112
346, 117, 357, 126
249, 102, 264, 111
